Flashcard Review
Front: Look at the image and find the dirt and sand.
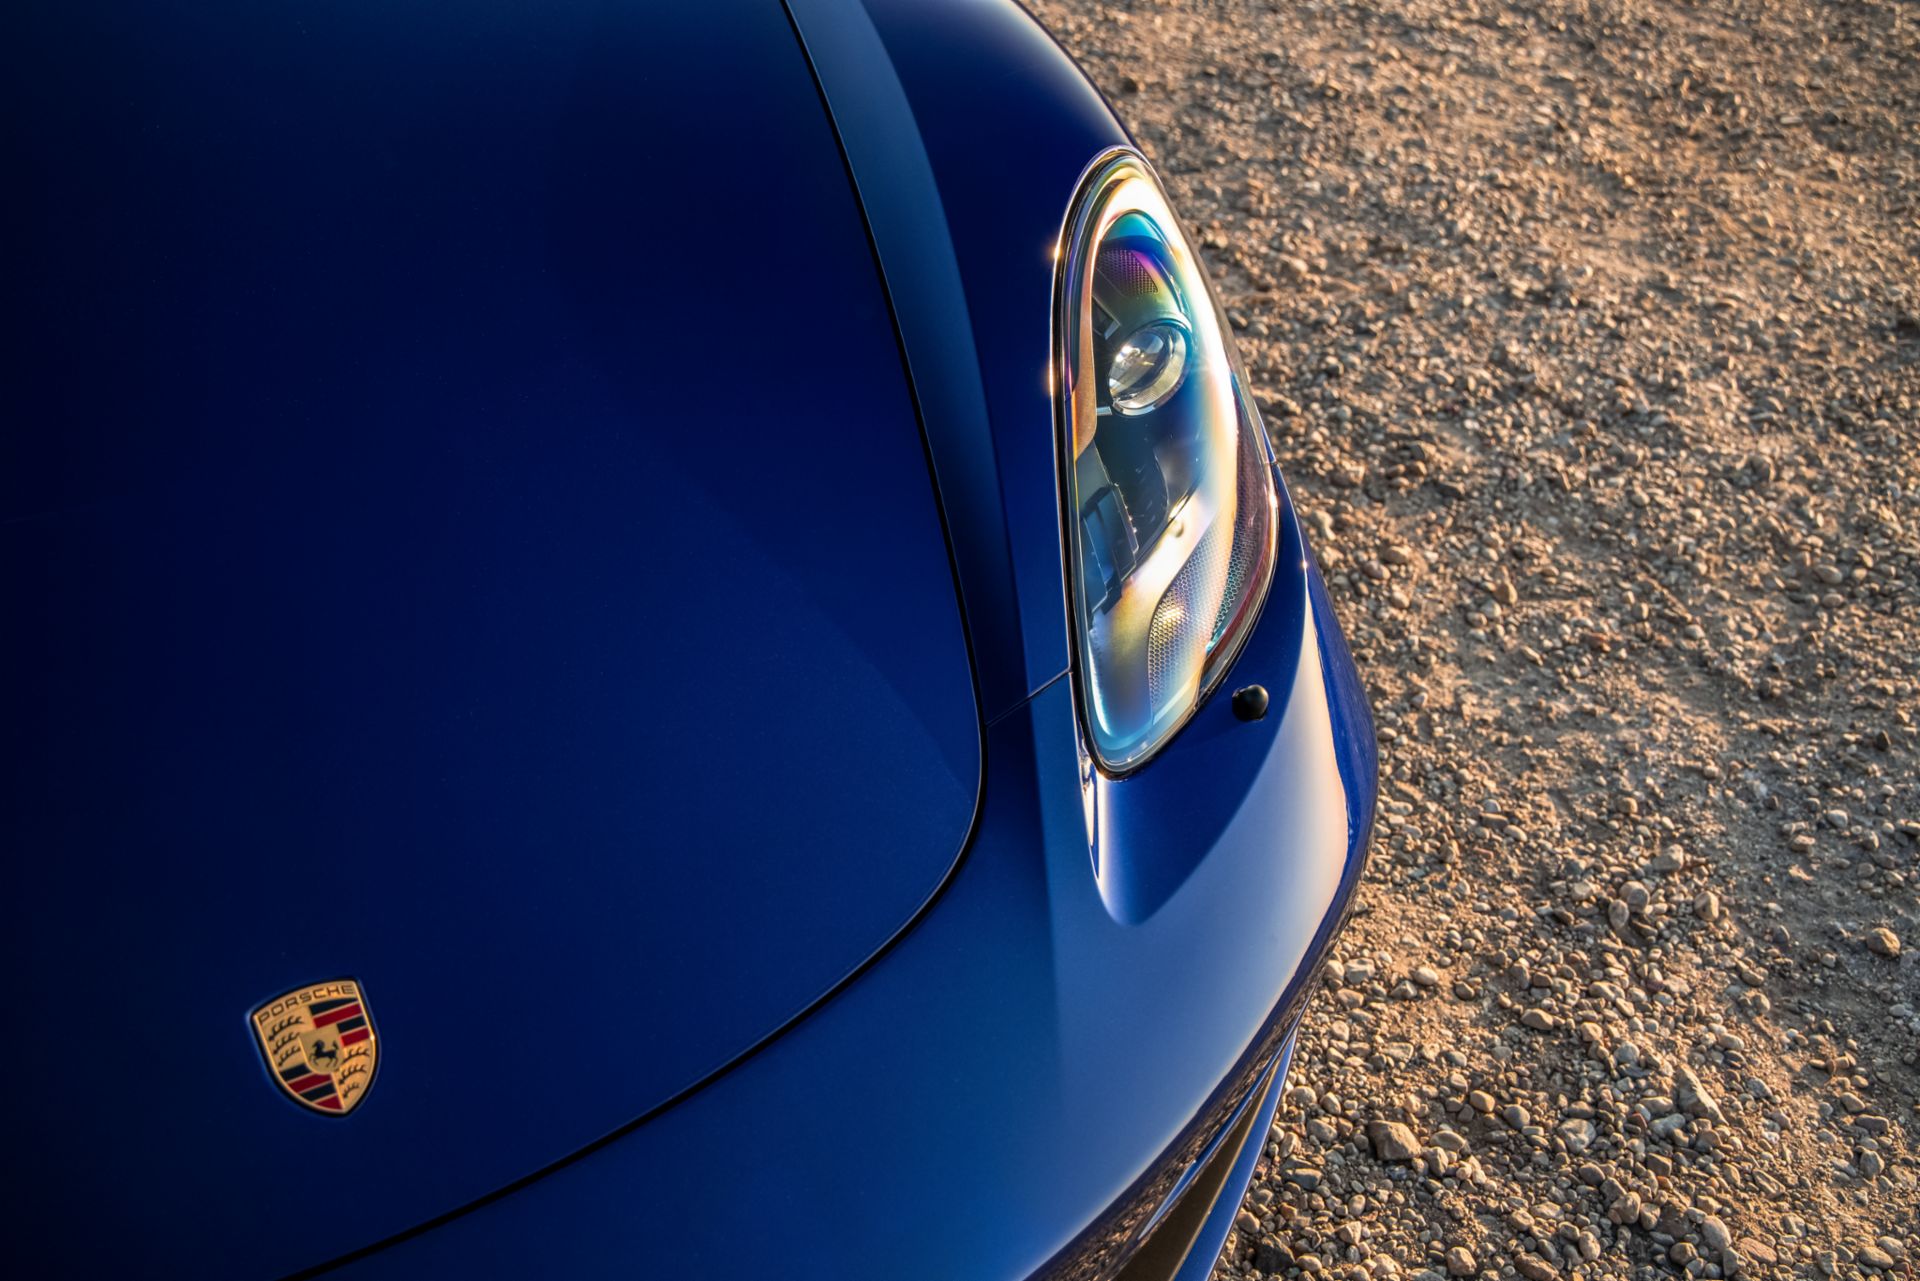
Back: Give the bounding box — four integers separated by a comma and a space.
1026, 1, 1919, 1275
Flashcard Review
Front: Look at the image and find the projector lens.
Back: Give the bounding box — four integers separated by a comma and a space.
1107, 320, 1190, 415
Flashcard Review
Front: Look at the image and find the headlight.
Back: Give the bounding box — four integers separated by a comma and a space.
1055, 151, 1278, 772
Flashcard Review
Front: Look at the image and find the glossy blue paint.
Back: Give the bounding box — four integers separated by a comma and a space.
837, 0, 1135, 715
5, 0, 1378, 1277
313, 484, 1364, 1281
4, 1, 977, 1275
783, 0, 1029, 717
1309, 530, 1383, 857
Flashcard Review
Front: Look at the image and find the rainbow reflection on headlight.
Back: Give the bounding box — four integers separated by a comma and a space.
1055, 151, 1278, 773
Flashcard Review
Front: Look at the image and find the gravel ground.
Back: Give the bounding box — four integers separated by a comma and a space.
1027, 1, 1918, 1277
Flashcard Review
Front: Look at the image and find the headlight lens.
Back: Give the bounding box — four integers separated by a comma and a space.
1055, 152, 1277, 772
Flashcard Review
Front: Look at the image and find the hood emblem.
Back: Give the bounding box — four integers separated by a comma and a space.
252, 979, 378, 1115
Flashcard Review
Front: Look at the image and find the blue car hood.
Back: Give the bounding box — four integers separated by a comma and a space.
3, 1, 979, 1275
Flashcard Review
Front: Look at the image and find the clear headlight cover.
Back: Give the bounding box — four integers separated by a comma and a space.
1055, 151, 1278, 772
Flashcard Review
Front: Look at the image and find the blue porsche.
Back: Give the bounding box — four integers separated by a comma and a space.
5, 1, 1375, 1278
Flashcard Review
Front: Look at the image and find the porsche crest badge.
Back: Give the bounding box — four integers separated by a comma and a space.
252, 979, 378, 1115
